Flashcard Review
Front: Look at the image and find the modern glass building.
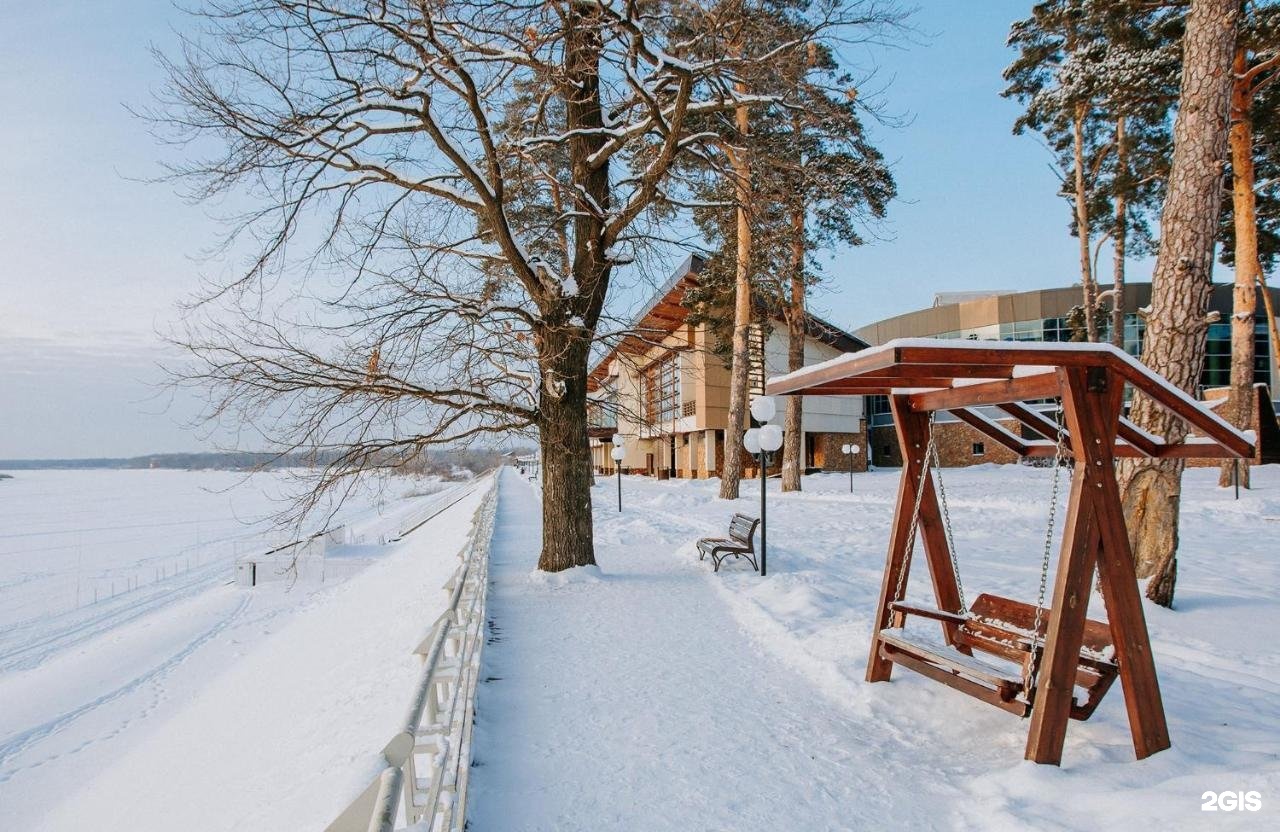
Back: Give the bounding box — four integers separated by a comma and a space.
855, 283, 1279, 458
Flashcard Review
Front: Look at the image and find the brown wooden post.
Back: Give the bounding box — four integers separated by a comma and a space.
1089, 408, 1173, 757
1025, 366, 1113, 764
867, 396, 967, 682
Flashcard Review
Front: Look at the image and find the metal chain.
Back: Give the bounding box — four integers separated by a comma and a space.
892, 417, 938, 609
1029, 401, 1067, 692
929, 431, 967, 614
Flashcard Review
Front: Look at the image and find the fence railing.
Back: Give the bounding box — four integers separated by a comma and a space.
326, 472, 499, 832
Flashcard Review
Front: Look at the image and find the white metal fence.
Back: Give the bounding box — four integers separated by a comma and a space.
327, 473, 499, 832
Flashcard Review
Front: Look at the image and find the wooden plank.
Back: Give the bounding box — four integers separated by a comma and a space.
907, 373, 1061, 412
969, 593, 1112, 655
878, 637, 1028, 717
767, 347, 902, 395
807, 378, 955, 393
948, 408, 1030, 456
1024, 366, 1109, 765
889, 601, 968, 626
895, 343, 1114, 369
859, 364, 1016, 380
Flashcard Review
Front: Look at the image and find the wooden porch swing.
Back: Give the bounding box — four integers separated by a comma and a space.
765, 339, 1256, 765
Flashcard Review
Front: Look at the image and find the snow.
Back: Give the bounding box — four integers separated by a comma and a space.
468, 465, 1280, 829
0, 469, 485, 830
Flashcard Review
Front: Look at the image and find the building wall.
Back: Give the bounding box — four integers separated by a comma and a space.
855, 282, 1280, 468
591, 317, 866, 478
870, 419, 1027, 468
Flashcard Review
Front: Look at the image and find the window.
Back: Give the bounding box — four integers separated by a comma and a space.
644, 353, 680, 424
590, 384, 618, 429
972, 442, 985, 456
1201, 322, 1270, 389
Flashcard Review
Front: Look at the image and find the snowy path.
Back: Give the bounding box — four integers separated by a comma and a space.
469, 467, 1279, 831
468, 470, 955, 830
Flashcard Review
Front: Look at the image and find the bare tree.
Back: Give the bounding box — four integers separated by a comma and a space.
1117, 0, 1242, 607
154, 0, 788, 571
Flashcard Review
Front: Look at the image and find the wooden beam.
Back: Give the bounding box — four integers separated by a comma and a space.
1025, 366, 1110, 765
907, 373, 1061, 412
1116, 417, 1160, 456
1112, 360, 1254, 458
866, 395, 968, 680
948, 408, 1030, 456
999, 402, 1069, 443
1069, 368, 1170, 760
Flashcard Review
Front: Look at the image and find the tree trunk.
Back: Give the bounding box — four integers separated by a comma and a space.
1219, 47, 1260, 489
1112, 116, 1128, 350
537, 328, 597, 572
1261, 271, 1280, 371
719, 94, 753, 500
534, 0, 607, 572
781, 201, 805, 492
1074, 101, 1098, 342
1118, 0, 1239, 607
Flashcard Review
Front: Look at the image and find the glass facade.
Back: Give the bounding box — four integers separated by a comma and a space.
644, 353, 680, 424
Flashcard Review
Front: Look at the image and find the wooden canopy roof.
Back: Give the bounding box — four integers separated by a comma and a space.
765, 338, 1256, 461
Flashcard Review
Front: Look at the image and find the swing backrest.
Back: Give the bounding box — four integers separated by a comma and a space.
968, 593, 1113, 657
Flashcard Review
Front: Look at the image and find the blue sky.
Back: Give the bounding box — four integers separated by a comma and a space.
0, 1, 1193, 458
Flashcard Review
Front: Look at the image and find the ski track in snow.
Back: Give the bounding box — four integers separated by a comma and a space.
0, 592, 252, 781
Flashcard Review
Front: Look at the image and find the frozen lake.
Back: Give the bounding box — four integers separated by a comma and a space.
0, 467, 472, 829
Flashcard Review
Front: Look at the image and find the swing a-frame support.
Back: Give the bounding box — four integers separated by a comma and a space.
766, 339, 1256, 766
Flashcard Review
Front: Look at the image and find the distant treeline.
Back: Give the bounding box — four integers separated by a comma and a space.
0, 448, 510, 474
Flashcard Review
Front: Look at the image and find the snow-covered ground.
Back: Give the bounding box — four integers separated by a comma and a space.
0, 468, 481, 830
470, 465, 1279, 830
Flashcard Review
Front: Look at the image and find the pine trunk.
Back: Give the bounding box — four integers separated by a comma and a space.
1112, 116, 1128, 350
1074, 101, 1098, 342
1117, 0, 1239, 607
719, 96, 753, 500
1219, 48, 1259, 489
781, 203, 805, 492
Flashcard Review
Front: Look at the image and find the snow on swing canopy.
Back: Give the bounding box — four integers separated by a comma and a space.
765, 338, 1255, 461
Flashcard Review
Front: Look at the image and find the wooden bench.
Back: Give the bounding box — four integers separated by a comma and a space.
696, 514, 760, 572
879, 593, 1119, 720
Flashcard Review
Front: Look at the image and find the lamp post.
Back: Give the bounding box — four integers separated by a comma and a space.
841, 443, 861, 493
745, 396, 783, 577
611, 433, 625, 512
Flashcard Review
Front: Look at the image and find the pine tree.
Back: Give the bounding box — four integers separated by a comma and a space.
1005, 1, 1180, 345
1118, 0, 1242, 607
683, 0, 899, 499
1217, 0, 1280, 489
1005, 1, 1110, 341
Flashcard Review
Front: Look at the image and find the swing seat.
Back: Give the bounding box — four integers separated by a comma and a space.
878, 593, 1119, 721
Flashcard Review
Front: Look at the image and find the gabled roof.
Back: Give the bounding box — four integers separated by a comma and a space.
587, 253, 868, 392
